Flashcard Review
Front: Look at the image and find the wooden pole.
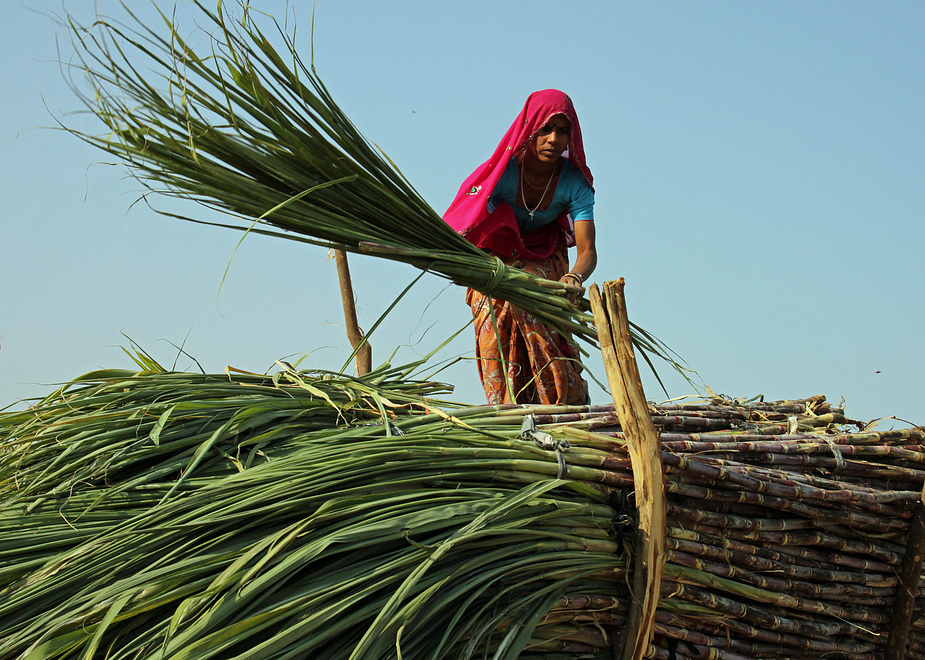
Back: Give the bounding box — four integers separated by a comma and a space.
333, 249, 372, 376
886, 485, 925, 660
589, 279, 666, 660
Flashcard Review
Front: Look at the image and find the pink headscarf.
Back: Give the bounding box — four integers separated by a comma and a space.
443, 89, 593, 260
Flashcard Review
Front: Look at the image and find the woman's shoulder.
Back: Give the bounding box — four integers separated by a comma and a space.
559, 159, 593, 194
561, 159, 588, 182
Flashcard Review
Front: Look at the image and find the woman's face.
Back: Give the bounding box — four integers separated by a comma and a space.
529, 114, 571, 165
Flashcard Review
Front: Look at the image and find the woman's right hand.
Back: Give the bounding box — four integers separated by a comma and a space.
560, 273, 585, 302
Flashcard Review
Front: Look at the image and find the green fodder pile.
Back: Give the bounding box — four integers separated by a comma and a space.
1, 364, 923, 659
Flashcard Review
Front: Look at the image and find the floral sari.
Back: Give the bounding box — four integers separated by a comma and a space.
467, 247, 588, 405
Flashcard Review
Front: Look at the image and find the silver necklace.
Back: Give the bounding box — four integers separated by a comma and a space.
520, 161, 557, 221
522, 170, 551, 189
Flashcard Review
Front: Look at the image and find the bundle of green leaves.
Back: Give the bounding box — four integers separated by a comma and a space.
64, 0, 679, 373
0, 359, 627, 659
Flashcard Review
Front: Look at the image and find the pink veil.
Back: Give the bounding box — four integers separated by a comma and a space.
442, 89, 593, 260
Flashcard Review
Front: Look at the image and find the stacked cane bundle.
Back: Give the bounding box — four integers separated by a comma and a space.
532, 396, 925, 658
1, 358, 922, 659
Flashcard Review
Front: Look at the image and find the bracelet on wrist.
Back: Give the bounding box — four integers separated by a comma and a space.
565, 272, 583, 286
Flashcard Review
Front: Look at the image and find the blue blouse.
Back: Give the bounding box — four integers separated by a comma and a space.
487, 157, 594, 231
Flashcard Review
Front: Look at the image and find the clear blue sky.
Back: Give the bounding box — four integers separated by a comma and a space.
2, 1, 923, 426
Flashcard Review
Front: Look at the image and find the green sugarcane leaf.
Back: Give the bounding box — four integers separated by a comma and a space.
149, 404, 178, 446
78, 591, 134, 660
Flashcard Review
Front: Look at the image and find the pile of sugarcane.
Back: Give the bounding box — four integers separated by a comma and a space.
577, 397, 925, 659
19, 4, 920, 657
0, 361, 627, 659
1, 358, 923, 659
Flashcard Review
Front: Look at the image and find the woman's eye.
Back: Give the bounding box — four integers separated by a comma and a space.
537, 124, 568, 138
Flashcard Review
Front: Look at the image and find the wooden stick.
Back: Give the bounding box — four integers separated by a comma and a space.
886, 485, 925, 660
589, 279, 666, 660
333, 249, 372, 375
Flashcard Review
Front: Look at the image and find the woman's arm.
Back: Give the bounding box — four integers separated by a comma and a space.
559, 220, 597, 298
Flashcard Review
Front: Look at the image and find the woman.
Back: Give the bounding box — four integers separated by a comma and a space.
444, 90, 597, 405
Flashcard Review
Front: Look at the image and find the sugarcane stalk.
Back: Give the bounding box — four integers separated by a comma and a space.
656, 610, 870, 654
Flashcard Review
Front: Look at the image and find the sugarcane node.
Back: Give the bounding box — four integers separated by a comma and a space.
608, 489, 639, 539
